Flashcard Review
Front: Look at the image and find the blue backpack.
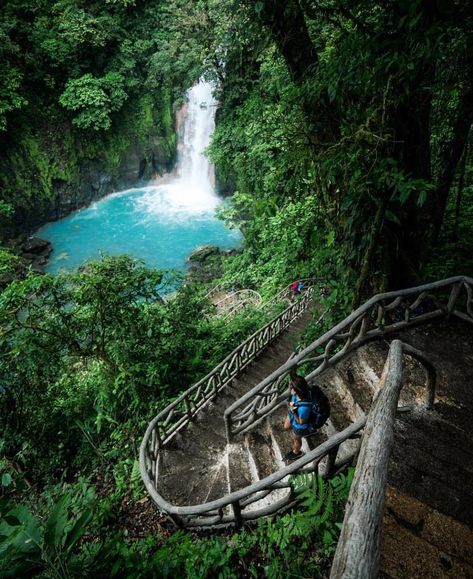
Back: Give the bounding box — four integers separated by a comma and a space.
295, 386, 330, 430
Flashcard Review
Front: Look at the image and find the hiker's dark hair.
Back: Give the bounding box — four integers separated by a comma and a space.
289, 369, 310, 400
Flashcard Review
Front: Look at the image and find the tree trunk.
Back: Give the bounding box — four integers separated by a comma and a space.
255, 0, 340, 142
384, 87, 433, 289
454, 140, 469, 234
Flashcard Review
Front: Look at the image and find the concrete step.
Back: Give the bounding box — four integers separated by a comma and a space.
157, 444, 229, 506
190, 415, 227, 442
275, 334, 301, 353
244, 365, 277, 383
318, 368, 365, 431
268, 406, 292, 460
380, 485, 473, 578
395, 411, 473, 477
403, 409, 473, 460
228, 442, 254, 493
265, 345, 293, 363
388, 424, 473, 528
246, 431, 279, 480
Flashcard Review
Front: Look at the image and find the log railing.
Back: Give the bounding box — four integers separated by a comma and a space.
214, 289, 262, 319
140, 276, 472, 528
330, 339, 437, 579
142, 418, 366, 528
224, 276, 473, 442
140, 337, 436, 530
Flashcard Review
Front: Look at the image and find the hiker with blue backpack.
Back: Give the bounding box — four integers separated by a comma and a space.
283, 370, 330, 461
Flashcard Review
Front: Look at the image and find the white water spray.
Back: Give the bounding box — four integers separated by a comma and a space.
136, 80, 220, 220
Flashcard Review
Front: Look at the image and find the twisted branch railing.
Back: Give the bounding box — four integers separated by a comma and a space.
143, 419, 366, 528
141, 287, 313, 456
139, 337, 435, 529
213, 289, 262, 319
224, 276, 473, 442
140, 276, 472, 528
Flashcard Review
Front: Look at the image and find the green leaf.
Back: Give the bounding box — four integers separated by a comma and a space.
385, 210, 401, 225
63, 509, 94, 553
1, 473, 12, 488
417, 190, 427, 207
44, 493, 71, 549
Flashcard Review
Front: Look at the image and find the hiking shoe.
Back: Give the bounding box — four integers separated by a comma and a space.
284, 450, 303, 461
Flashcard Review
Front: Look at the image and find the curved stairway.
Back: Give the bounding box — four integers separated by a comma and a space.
141, 276, 473, 576
157, 310, 311, 508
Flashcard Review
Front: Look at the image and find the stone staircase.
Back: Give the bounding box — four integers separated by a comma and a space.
159, 321, 473, 576
156, 311, 311, 507
141, 276, 473, 577
322, 319, 473, 577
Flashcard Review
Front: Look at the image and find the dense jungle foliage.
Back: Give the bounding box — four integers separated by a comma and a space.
0, 0, 184, 233
1, 0, 472, 577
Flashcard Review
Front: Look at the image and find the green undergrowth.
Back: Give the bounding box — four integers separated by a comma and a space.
0, 462, 354, 579
0, 256, 270, 486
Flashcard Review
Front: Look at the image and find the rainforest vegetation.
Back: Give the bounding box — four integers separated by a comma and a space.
1, 0, 472, 577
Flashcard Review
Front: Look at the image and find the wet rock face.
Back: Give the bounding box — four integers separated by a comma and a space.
9, 235, 52, 273
7, 139, 176, 238
187, 245, 241, 283
48, 161, 114, 222
188, 244, 222, 262
113, 139, 175, 188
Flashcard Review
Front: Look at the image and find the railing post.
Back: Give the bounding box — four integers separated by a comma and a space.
330, 340, 404, 579
402, 343, 437, 410
225, 411, 233, 444
232, 500, 243, 528
447, 281, 462, 315
184, 397, 192, 420
168, 513, 184, 528
326, 445, 339, 477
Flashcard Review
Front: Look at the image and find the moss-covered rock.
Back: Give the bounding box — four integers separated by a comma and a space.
0, 89, 177, 239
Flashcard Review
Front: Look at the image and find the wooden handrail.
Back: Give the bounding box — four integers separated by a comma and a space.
214, 289, 262, 320
224, 276, 472, 441
141, 286, 313, 450
330, 339, 437, 578
140, 276, 473, 528
141, 418, 366, 519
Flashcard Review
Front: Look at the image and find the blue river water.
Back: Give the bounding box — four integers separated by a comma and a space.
36, 185, 241, 274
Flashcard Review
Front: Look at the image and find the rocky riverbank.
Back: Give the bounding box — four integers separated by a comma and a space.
6, 235, 53, 274
187, 244, 241, 282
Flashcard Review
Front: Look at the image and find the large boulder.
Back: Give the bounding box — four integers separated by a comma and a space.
187, 244, 221, 262
9, 235, 52, 273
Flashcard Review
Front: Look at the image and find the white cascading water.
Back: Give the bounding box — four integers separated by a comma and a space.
177, 81, 217, 193
136, 80, 220, 220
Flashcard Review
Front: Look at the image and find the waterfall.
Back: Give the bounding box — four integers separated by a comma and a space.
177, 81, 217, 194
37, 79, 241, 274
135, 79, 219, 218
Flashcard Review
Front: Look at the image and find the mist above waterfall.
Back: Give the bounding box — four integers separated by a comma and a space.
37, 80, 240, 273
